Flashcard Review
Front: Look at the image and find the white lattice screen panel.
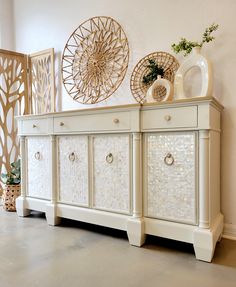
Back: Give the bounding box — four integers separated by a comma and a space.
0, 49, 28, 191
29, 48, 55, 114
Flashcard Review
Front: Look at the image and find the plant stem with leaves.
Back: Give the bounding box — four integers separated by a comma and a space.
171, 23, 219, 56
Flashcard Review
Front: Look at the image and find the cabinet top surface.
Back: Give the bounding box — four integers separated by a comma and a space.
16, 96, 223, 120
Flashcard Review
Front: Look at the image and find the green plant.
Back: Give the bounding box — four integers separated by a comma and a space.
171, 23, 219, 56
1, 159, 21, 185
142, 59, 164, 85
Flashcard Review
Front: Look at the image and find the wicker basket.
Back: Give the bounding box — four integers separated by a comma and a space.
2, 184, 21, 211
130, 51, 179, 104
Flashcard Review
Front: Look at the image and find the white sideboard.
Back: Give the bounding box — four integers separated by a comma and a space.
16, 97, 223, 262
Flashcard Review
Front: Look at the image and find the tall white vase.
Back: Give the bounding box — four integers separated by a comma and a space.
174, 47, 213, 100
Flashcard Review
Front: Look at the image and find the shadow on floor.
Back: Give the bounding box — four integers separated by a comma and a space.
27, 211, 236, 268
144, 235, 195, 255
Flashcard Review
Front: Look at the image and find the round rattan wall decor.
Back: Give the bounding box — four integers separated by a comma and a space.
130, 52, 179, 104
62, 16, 129, 104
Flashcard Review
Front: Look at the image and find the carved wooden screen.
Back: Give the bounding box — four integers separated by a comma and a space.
0, 49, 28, 191
28, 48, 55, 114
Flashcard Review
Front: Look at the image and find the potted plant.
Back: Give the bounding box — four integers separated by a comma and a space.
1, 159, 21, 211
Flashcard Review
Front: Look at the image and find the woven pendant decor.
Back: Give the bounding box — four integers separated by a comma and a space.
62, 16, 129, 104
130, 52, 179, 104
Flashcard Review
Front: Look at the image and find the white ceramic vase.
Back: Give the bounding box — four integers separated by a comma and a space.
174, 47, 213, 100
146, 76, 173, 103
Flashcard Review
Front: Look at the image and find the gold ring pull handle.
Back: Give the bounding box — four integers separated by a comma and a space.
68, 152, 76, 162
34, 151, 41, 160
106, 153, 113, 164
164, 153, 174, 166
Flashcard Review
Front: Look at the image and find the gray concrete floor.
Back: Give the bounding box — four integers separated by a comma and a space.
0, 209, 236, 287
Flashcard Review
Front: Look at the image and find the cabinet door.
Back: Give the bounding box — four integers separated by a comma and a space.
144, 132, 197, 225
26, 137, 51, 199
92, 134, 131, 214
57, 136, 89, 206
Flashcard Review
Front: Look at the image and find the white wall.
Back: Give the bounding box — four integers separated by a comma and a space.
12, 0, 236, 235
0, 0, 14, 49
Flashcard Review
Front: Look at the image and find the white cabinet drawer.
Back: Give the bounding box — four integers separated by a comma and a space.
26, 137, 51, 200
142, 106, 198, 130
54, 111, 131, 133
144, 132, 197, 225
57, 136, 89, 206
21, 118, 53, 135
92, 134, 131, 214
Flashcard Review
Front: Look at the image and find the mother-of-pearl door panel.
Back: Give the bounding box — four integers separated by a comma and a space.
58, 135, 89, 206
92, 134, 131, 214
146, 132, 197, 225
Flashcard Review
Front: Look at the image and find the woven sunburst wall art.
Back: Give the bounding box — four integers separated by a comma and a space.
62, 16, 129, 104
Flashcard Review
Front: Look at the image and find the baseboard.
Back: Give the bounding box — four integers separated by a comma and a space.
223, 223, 236, 240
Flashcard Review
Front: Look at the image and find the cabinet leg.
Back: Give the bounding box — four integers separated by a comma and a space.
16, 196, 31, 217
193, 214, 224, 262
46, 203, 61, 226
127, 218, 146, 247
193, 228, 214, 262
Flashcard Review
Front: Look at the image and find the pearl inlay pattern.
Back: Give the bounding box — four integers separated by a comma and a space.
27, 137, 51, 199
93, 135, 130, 214
146, 132, 197, 224
58, 136, 89, 206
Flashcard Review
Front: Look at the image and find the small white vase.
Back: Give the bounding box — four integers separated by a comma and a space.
146, 76, 173, 103
174, 47, 213, 100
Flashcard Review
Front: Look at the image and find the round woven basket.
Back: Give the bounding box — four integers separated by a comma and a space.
130, 52, 179, 104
